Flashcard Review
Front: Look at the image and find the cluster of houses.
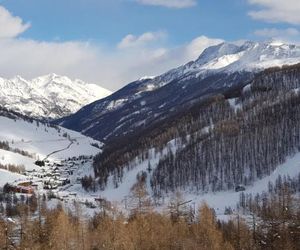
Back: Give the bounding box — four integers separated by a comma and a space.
3, 156, 110, 211
28, 159, 79, 190
7, 158, 86, 195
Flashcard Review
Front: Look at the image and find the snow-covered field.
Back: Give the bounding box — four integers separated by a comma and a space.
0, 116, 101, 162
0, 149, 36, 171
0, 169, 25, 186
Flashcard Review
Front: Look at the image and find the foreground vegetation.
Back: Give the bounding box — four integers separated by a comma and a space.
0, 183, 299, 250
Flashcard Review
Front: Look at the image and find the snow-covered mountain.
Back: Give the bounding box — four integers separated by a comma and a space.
59, 40, 300, 142
138, 40, 300, 90
0, 73, 112, 119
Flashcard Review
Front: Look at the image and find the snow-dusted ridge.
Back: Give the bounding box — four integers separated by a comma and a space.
59, 40, 300, 143
0, 73, 112, 119
145, 40, 300, 89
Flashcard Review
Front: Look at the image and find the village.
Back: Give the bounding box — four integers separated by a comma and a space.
2, 155, 107, 210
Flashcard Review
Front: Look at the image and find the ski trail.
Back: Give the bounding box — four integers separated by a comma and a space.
43, 139, 74, 161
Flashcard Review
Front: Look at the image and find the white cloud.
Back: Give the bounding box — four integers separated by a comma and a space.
248, 0, 300, 25
184, 36, 224, 59
135, 0, 197, 8
0, 38, 98, 79
254, 28, 300, 40
0, 35, 222, 91
0, 6, 30, 38
115, 36, 223, 85
118, 31, 167, 49
0, 5, 222, 91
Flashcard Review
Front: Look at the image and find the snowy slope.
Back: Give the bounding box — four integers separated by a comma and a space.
0, 116, 101, 161
184, 151, 300, 214
0, 169, 26, 187
0, 113, 104, 202
0, 73, 112, 119
0, 149, 36, 171
147, 40, 300, 89
62, 131, 300, 216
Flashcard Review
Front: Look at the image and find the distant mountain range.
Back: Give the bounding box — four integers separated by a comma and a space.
58, 40, 300, 141
0, 73, 111, 119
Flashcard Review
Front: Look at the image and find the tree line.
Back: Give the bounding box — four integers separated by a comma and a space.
0, 182, 299, 249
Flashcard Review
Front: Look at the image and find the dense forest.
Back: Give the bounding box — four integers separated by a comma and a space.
0, 182, 299, 250
91, 64, 300, 196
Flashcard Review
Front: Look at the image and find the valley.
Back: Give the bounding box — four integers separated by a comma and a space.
1, 1, 300, 248
0, 41, 300, 250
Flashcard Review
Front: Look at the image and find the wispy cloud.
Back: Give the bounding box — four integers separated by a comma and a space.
254, 28, 299, 38
248, 0, 300, 25
0, 6, 30, 38
135, 0, 197, 9
118, 31, 167, 49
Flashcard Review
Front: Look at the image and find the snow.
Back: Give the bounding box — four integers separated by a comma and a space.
140, 40, 300, 90
0, 169, 26, 186
0, 73, 112, 119
0, 149, 36, 171
63, 140, 180, 209
98, 151, 157, 202
269, 41, 285, 46
107, 98, 127, 111
0, 114, 104, 216
242, 84, 251, 93
81, 135, 300, 216
178, 151, 300, 214
202, 52, 244, 70
0, 116, 101, 161
228, 98, 242, 112
139, 76, 155, 81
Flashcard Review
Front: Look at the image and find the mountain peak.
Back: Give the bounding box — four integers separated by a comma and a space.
190, 40, 300, 74
129, 40, 300, 96
195, 42, 241, 65
0, 74, 112, 119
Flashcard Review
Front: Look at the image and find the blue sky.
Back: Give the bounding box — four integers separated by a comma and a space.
0, 0, 299, 90
1, 0, 292, 45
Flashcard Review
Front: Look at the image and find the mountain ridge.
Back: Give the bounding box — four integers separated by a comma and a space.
58, 40, 300, 142
0, 73, 112, 119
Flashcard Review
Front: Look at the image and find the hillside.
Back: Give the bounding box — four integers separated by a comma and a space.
84, 64, 300, 213
59, 40, 300, 142
0, 110, 102, 204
